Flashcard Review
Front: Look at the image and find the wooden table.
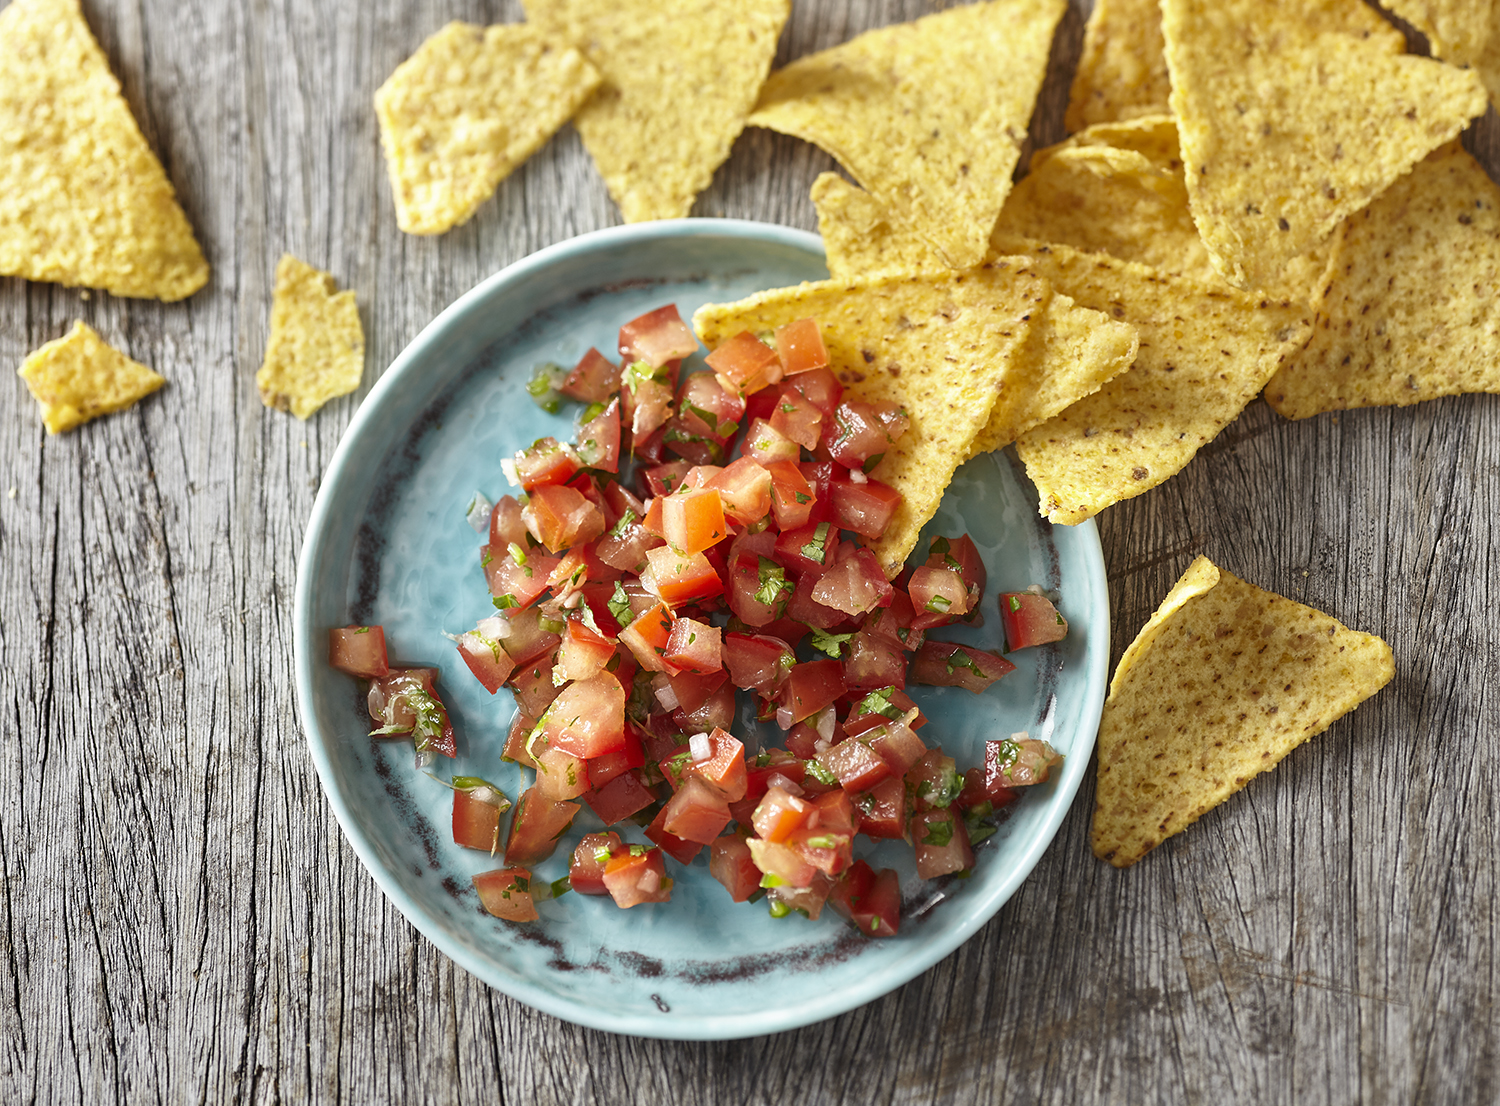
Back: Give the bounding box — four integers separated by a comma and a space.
4, 1, 1496, 1101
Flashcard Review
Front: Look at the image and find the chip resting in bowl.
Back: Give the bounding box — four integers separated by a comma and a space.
1092, 556, 1394, 868
256, 256, 365, 420
375, 22, 601, 235
0, 0, 209, 300
18, 321, 165, 434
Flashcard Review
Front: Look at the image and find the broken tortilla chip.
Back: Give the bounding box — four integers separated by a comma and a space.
1265, 144, 1500, 419
374, 22, 600, 235
0, 0, 209, 300
256, 256, 365, 420
1383, 1, 1500, 113
1092, 555, 1394, 868
750, 0, 1065, 270
18, 321, 165, 434
995, 240, 1312, 524
520, 0, 789, 223
1064, 0, 1172, 132
1163, 0, 1485, 290
693, 264, 1047, 575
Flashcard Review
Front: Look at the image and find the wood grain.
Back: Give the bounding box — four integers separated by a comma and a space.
2, 0, 1498, 1102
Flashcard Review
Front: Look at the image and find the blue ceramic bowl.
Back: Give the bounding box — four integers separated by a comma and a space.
294, 220, 1109, 1040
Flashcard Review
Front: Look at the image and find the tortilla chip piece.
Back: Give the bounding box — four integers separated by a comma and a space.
521, 0, 789, 223
750, 0, 1065, 270
374, 22, 600, 235
1092, 556, 1394, 868
256, 256, 365, 420
1064, 0, 1172, 132
1383, 1, 1500, 112
0, 0, 208, 300
693, 264, 1047, 575
1265, 144, 1500, 419
18, 321, 164, 434
812, 173, 948, 279
1163, 0, 1486, 290
998, 240, 1311, 524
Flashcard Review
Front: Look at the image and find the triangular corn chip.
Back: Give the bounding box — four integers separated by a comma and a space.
375, 22, 600, 235
811, 173, 947, 280
1064, 0, 1172, 132
256, 256, 365, 420
996, 239, 1312, 524
1383, 1, 1500, 112
0, 0, 208, 300
750, 0, 1065, 269
1163, 0, 1485, 290
1265, 144, 1500, 419
18, 321, 164, 434
1092, 556, 1394, 868
693, 264, 1047, 575
521, 0, 790, 223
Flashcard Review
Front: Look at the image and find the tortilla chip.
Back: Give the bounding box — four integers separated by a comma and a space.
693, 264, 1047, 575
812, 173, 948, 279
1064, 0, 1172, 132
997, 240, 1312, 524
374, 22, 600, 235
521, 0, 789, 223
1163, 0, 1486, 291
18, 321, 165, 434
1383, 1, 1500, 112
1092, 556, 1394, 868
1265, 144, 1500, 419
750, 0, 1065, 270
256, 256, 365, 420
0, 0, 208, 300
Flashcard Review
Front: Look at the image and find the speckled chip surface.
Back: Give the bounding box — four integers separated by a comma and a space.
0, 0, 209, 300
18, 321, 165, 434
522, 0, 789, 223
1091, 556, 1394, 868
1383, 0, 1500, 112
750, 0, 1065, 270
256, 255, 365, 420
375, 22, 599, 235
693, 264, 1047, 576
1064, 0, 1172, 132
1163, 0, 1484, 291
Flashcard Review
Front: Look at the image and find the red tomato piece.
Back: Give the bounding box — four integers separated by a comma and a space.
583, 724, 645, 789
662, 775, 734, 845
329, 625, 389, 678
643, 546, 724, 607
746, 838, 818, 889
540, 673, 626, 759
705, 330, 784, 396
782, 659, 847, 724
708, 834, 761, 902
811, 546, 892, 616
816, 736, 892, 793
742, 417, 802, 465
574, 396, 621, 473
722, 631, 796, 692
790, 366, 841, 418
914, 808, 974, 879
828, 860, 899, 937
501, 711, 539, 769
561, 347, 619, 404
523, 483, 606, 553
619, 305, 697, 367
774, 317, 829, 375
581, 769, 655, 826
987, 736, 1064, 788
751, 784, 813, 844
999, 591, 1069, 650
843, 629, 906, 691
690, 727, 747, 801
851, 776, 908, 840
473, 868, 538, 922
533, 744, 589, 802
672, 678, 735, 735
367, 668, 456, 758
830, 477, 902, 539
498, 606, 563, 668
659, 487, 728, 554
617, 599, 677, 674
513, 436, 582, 490
705, 457, 773, 525
569, 831, 623, 895
508, 651, 563, 718
765, 460, 816, 530
452, 786, 506, 853
504, 787, 580, 867
864, 716, 928, 775
769, 381, 823, 449
775, 521, 841, 576
456, 618, 517, 693
663, 615, 722, 673
908, 641, 1016, 692
602, 847, 673, 908
553, 616, 615, 684
664, 667, 729, 713
643, 804, 703, 864
909, 564, 971, 630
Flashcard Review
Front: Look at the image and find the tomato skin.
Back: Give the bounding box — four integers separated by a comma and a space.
453, 788, 505, 853
769, 384, 823, 450
602, 848, 673, 908
747, 838, 819, 889
514, 437, 583, 491
504, 787, 580, 867
329, 626, 389, 679
561, 347, 619, 404
908, 641, 1016, 692
709, 834, 762, 902
581, 769, 655, 826
498, 606, 563, 668
909, 565, 971, 631
723, 632, 795, 692
766, 460, 816, 530
533, 744, 589, 802
569, 831, 623, 895
774, 317, 829, 375
619, 305, 697, 368
540, 673, 627, 759
810, 546, 893, 616
864, 717, 928, 775
502, 711, 540, 769
553, 617, 615, 684
691, 727, 747, 801
775, 521, 842, 576
617, 600, 677, 674
473, 868, 538, 922
751, 784, 812, 843
986, 737, 1064, 787
999, 591, 1069, 650
843, 629, 906, 691
509, 651, 564, 717
583, 724, 645, 789
705, 330, 783, 396
743, 417, 802, 465
705, 457, 773, 525
782, 659, 847, 724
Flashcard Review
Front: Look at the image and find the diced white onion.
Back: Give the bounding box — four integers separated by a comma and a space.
466, 492, 493, 533
689, 731, 713, 765
766, 772, 804, 797
476, 615, 512, 640
849, 467, 868, 484
654, 681, 680, 712
500, 458, 521, 488
814, 705, 836, 743
775, 705, 793, 731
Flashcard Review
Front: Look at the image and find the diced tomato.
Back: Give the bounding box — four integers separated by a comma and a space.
642, 460, 693, 497
457, 618, 517, 692
569, 831, 623, 895
844, 685, 928, 734
574, 397, 621, 473
367, 668, 456, 758
909, 641, 1015, 692
533, 744, 589, 802
828, 860, 899, 937
513, 437, 582, 490
583, 723, 645, 788
553, 616, 615, 683
742, 417, 802, 465
751, 784, 812, 843
765, 460, 815, 530
659, 487, 728, 554
811, 546, 892, 616
662, 775, 734, 844
775, 521, 841, 576
790, 366, 841, 419
644, 804, 703, 865
787, 823, 854, 879
498, 606, 563, 667
852, 776, 908, 840
909, 564, 971, 630
509, 651, 563, 717
502, 711, 539, 769
452, 783, 508, 853
619, 305, 697, 367
690, 727, 747, 801
774, 317, 829, 375
672, 678, 735, 734
723, 631, 795, 692
560, 347, 619, 404
329, 625, 389, 679
842, 629, 906, 691
705, 330, 784, 396
907, 750, 963, 813
830, 477, 902, 539
705, 457, 772, 525
616, 599, 676, 673
727, 551, 789, 627
986, 736, 1064, 787
747, 837, 818, 889
861, 589, 924, 652
504, 787, 579, 866
824, 401, 909, 471
621, 365, 675, 439
594, 507, 663, 572
642, 545, 724, 607
913, 807, 974, 879
769, 382, 823, 449
663, 615, 722, 673
816, 736, 892, 792
484, 543, 557, 610
473, 868, 538, 922
708, 834, 762, 902
782, 659, 847, 725
785, 570, 849, 630
1000, 591, 1069, 650
767, 874, 836, 920
929, 535, 986, 613
602, 847, 673, 908
540, 673, 626, 759
524, 483, 606, 553
864, 717, 927, 775
582, 769, 655, 825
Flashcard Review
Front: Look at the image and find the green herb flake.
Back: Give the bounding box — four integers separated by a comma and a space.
1008, 595, 1022, 612
807, 626, 853, 658
925, 594, 952, 614
805, 759, 839, 786
801, 521, 831, 564
921, 817, 955, 848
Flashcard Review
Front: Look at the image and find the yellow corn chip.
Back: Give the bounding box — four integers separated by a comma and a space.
18, 321, 164, 434
521, 0, 790, 223
750, 0, 1065, 270
1163, 0, 1485, 291
1092, 556, 1394, 868
256, 256, 365, 420
812, 173, 947, 279
997, 240, 1311, 524
693, 264, 1047, 576
1064, 0, 1172, 133
375, 22, 600, 235
0, 0, 208, 301
1265, 144, 1500, 419
1383, 1, 1500, 112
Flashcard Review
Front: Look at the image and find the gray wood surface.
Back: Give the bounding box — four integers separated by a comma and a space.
3, 0, 1497, 1102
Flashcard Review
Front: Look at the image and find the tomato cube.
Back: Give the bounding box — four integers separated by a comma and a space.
828, 860, 900, 938
705, 330, 783, 396
329, 625, 389, 679
999, 591, 1069, 650
473, 868, 538, 923
913, 808, 974, 879
569, 832, 623, 895
782, 659, 847, 724
708, 834, 762, 902
452, 785, 507, 853
663, 615, 723, 674
644, 804, 704, 864
908, 641, 1015, 692
456, 618, 518, 693
816, 736, 892, 793
619, 305, 697, 368
533, 744, 589, 802
582, 769, 655, 826
751, 785, 812, 844
560, 347, 619, 404
540, 673, 626, 759
661, 775, 734, 845
774, 317, 829, 375
367, 668, 456, 758
643, 546, 724, 607
602, 847, 673, 908
523, 483, 606, 553
852, 776, 908, 840
690, 727, 747, 801
503, 787, 579, 867
659, 487, 728, 554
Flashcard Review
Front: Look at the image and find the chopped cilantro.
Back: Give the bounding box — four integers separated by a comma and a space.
807, 626, 853, 658
921, 817, 955, 848
800, 521, 831, 564
805, 759, 839, 786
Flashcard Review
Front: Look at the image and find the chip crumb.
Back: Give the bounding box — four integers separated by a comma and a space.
375, 22, 601, 235
0, 0, 209, 300
256, 255, 364, 420
1092, 556, 1394, 868
17, 321, 165, 434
